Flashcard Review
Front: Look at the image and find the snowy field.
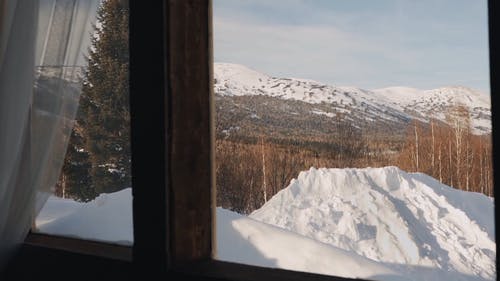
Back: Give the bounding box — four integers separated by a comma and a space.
36, 167, 495, 281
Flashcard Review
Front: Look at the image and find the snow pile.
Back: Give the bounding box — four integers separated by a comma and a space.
251, 166, 495, 281
36, 189, 133, 245
216, 207, 408, 281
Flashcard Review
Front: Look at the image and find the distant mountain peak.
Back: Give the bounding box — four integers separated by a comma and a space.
214, 62, 491, 135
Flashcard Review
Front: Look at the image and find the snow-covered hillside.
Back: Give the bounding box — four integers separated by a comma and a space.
36, 167, 495, 281
373, 86, 491, 134
214, 63, 491, 134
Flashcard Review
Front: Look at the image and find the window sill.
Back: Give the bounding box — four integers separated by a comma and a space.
24, 232, 132, 262
172, 259, 360, 281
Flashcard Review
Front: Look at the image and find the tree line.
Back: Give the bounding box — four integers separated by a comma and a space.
216, 105, 493, 214
397, 105, 493, 196
216, 132, 373, 214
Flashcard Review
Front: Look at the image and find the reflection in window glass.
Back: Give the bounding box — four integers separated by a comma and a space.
34, 0, 133, 246
213, 1, 495, 280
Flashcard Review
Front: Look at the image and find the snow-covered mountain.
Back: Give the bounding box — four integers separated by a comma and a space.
214, 63, 491, 135
373, 86, 491, 134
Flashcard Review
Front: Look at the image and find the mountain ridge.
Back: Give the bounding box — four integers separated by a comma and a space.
214, 63, 491, 135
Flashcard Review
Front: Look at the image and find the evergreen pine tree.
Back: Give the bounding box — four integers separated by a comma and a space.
80, 0, 130, 194
58, 122, 96, 202
80, 0, 130, 193
60, 0, 130, 199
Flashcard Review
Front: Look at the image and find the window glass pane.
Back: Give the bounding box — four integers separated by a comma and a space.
213, 1, 495, 280
34, 0, 133, 246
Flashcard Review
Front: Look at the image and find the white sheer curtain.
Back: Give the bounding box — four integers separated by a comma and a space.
32, 0, 96, 214
0, 0, 97, 269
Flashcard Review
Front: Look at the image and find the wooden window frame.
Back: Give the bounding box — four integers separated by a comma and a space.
6, 1, 498, 281
164, 1, 500, 281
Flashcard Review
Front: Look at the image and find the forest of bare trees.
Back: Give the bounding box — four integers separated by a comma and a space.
397, 105, 493, 196
216, 139, 310, 214
216, 132, 373, 214
216, 104, 493, 214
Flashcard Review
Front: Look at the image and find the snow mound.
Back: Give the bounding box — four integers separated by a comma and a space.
36, 189, 133, 245
216, 207, 408, 281
250, 166, 496, 281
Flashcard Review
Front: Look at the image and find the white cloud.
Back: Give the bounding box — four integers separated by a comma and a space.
214, 16, 421, 89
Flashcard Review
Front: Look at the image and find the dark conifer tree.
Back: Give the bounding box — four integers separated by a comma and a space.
81, 0, 129, 194
59, 0, 130, 199
58, 123, 96, 202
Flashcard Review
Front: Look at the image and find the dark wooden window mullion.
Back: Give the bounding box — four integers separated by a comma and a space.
167, 0, 214, 265
129, 0, 169, 278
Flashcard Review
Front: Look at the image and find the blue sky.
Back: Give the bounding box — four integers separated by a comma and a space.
213, 0, 490, 93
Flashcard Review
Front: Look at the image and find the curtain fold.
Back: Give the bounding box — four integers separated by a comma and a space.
32, 0, 95, 216
0, 0, 38, 268
0, 0, 97, 269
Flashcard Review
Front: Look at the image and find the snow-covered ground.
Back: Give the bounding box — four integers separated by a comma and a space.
36, 167, 495, 281
36, 189, 133, 245
216, 207, 407, 281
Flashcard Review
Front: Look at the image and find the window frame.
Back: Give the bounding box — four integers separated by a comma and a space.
165, 1, 500, 281
7, 1, 499, 281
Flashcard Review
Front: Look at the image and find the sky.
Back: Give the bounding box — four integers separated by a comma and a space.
213, 0, 490, 93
